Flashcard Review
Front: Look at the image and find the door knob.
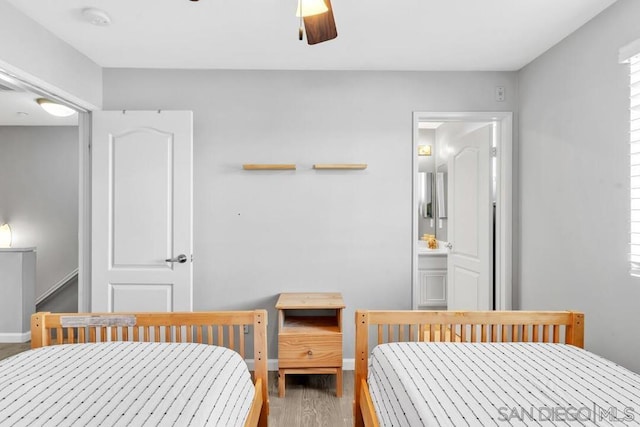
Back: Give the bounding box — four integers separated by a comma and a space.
445, 242, 453, 250
165, 254, 188, 263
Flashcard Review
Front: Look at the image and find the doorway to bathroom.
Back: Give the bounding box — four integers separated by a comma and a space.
411, 112, 513, 311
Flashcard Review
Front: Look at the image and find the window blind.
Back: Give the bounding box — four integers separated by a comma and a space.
629, 54, 640, 276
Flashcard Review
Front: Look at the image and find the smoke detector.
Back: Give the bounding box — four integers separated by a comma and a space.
82, 7, 111, 26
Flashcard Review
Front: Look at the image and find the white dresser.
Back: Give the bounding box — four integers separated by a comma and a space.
0, 248, 36, 343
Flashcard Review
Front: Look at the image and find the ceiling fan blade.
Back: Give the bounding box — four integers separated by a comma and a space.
303, 0, 337, 45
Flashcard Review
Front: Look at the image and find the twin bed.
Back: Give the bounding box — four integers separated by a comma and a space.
0, 311, 268, 427
354, 310, 640, 427
1, 309, 639, 427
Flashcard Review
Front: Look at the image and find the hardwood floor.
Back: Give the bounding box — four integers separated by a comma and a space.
0, 342, 30, 360
268, 372, 354, 427
0, 343, 354, 427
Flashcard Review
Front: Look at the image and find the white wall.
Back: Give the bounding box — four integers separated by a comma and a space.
0, 1, 101, 109
519, 0, 640, 372
103, 69, 517, 358
0, 126, 79, 299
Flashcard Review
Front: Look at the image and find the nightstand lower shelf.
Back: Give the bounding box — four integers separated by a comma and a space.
278, 367, 343, 398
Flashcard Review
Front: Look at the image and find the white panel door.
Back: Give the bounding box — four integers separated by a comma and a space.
91, 111, 193, 312
447, 124, 493, 311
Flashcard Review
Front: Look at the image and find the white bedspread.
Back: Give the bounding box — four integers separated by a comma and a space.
0, 342, 254, 427
368, 342, 640, 426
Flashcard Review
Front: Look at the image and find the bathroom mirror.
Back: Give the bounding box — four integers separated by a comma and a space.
417, 124, 448, 241
418, 172, 433, 220
436, 172, 446, 219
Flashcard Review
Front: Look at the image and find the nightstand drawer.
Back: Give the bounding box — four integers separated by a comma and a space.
278, 334, 342, 368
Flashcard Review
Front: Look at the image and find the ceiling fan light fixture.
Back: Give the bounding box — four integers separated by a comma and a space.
296, 0, 328, 18
36, 98, 77, 118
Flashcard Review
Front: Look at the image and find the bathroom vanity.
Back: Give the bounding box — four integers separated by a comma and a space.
416, 242, 447, 309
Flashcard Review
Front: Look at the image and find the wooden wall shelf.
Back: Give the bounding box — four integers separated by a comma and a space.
313, 164, 367, 170
242, 164, 296, 170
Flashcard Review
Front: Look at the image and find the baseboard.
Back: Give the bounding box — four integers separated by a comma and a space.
247, 358, 355, 371
0, 331, 31, 343
343, 358, 355, 370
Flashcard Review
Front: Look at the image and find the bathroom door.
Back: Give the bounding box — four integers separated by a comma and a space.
447, 124, 493, 310
91, 111, 193, 312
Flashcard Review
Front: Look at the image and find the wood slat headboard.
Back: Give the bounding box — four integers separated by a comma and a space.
31, 311, 266, 356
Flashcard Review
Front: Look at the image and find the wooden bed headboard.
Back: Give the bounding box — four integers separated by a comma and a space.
31, 311, 267, 355
353, 310, 584, 427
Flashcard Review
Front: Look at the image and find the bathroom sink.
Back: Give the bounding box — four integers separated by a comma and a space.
417, 241, 449, 255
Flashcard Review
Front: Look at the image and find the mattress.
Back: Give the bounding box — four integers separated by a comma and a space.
368, 342, 640, 426
0, 342, 255, 427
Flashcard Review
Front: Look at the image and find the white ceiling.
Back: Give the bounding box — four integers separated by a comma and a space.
7, 0, 618, 71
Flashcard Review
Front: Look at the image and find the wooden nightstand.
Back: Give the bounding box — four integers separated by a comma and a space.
276, 292, 345, 398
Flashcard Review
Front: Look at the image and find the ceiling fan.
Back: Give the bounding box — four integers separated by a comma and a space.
297, 0, 338, 45
188, 0, 337, 45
